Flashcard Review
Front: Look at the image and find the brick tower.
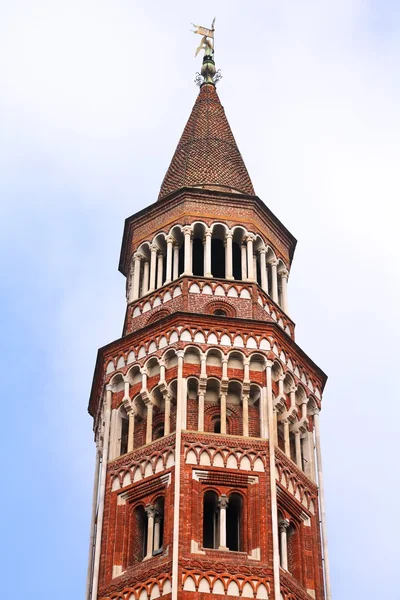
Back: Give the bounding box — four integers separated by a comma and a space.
86, 37, 331, 600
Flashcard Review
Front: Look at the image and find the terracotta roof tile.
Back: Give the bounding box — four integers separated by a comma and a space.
158, 83, 255, 200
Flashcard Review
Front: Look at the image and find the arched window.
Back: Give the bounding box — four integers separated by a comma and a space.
213, 419, 221, 433
226, 493, 242, 551
120, 411, 129, 456
153, 425, 165, 440
131, 505, 148, 564
203, 491, 219, 549
214, 309, 227, 316
211, 238, 225, 278
192, 237, 204, 276
153, 497, 165, 554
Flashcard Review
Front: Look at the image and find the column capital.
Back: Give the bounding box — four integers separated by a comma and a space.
166, 234, 175, 244
218, 494, 229, 509
133, 251, 144, 261
279, 268, 289, 279
245, 233, 256, 242
225, 231, 233, 239
204, 227, 212, 237
258, 246, 267, 255
145, 504, 156, 518
312, 407, 320, 417
182, 225, 192, 235
150, 243, 159, 253
105, 384, 114, 392
279, 518, 290, 532
176, 349, 185, 359
268, 258, 278, 267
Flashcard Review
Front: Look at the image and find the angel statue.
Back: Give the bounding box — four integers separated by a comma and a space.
192, 18, 215, 58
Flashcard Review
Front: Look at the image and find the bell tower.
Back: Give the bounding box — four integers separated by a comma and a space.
86, 28, 331, 600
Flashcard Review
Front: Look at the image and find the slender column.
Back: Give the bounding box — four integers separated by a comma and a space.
165, 235, 174, 284
157, 251, 164, 288
220, 392, 227, 434
171, 351, 184, 600
200, 353, 207, 378
246, 234, 256, 281
253, 255, 257, 281
241, 244, 247, 280
294, 430, 302, 470
270, 259, 278, 303
85, 443, 101, 600
164, 394, 171, 436
173, 243, 179, 279
132, 252, 142, 300
225, 231, 233, 280
259, 248, 268, 293
203, 227, 212, 277
314, 409, 332, 600
127, 411, 135, 452
145, 401, 153, 444
242, 393, 249, 437
266, 361, 281, 599
159, 360, 166, 383
198, 390, 205, 432
142, 260, 150, 295
290, 386, 296, 409
244, 358, 250, 381
283, 419, 290, 457
183, 226, 192, 275
154, 514, 161, 551
149, 244, 158, 292
218, 495, 229, 550
145, 505, 156, 559
279, 519, 290, 570
222, 358, 228, 379
280, 268, 289, 313
90, 387, 112, 600
308, 429, 316, 482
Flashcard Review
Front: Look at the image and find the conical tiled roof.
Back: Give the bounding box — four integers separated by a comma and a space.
158, 83, 255, 200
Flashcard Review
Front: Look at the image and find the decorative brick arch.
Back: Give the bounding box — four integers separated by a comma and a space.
146, 308, 171, 325
204, 298, 237, 318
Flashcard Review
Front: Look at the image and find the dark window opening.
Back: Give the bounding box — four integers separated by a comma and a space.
214, 309, 227, 316
178, 245, 184, 277
211, 239, 225, 278
256, 256, 262, 286
214, 419, 221, 434
120, 416, 129, 455
192, 238, 204, 276
226, 493, 242, 552
232, 242, 242, 280
133, 506, 148, 563
203, 491, 219, 549
153, 426, 164, 440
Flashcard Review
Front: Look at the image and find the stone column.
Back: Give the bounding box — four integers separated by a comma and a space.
266, 360, 281, 599
259, 247, 268, 293
204, 227, 212, 277
198, 389, 205, 432
280, 269, 289, 313
244, 358, 250, 381
242, 392, 249, 437
314, 409, 332, 600
279, 519, 290, 570
270, 259, 278, 303
149, 244, 158, 292
164, 394, 171, 436
246, 234, 256, 281
225, 231, 233, 280
283, 419, 290, 457
289, 386, 296, 410
253, 255, 257, 281
157, 251, 164, 288
142, 260, 150, 295
183, 226, 192, 275
145, 505, 156, 559
173, 243, 179, 279
165, 235, 174, 283
85, 442, 101, 600
145, 400, 153, 445
90, 387, 112, 600
132, 252, 142, 300
220, 391, 227, 434
241, 244, 247, 280
294, 430, 302, 470
218, 495, 229, 550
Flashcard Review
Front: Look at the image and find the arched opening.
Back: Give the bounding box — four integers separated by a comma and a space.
120, 409, 129, 455
214, 308, 227, 316
153, 497, 165, 554
132, 505, 148, 563
211, 238, 225, 278
203, 491, 219, 549
226, 493, 242, 551
192, 237, 204, 276
213, 419, 221, 434
153, 425, 164, 440
232, 242, 242, 280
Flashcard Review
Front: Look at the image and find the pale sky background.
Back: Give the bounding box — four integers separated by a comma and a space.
0, 1, 399, 598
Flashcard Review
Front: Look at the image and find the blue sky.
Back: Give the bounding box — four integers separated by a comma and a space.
0, 1, 399, 597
